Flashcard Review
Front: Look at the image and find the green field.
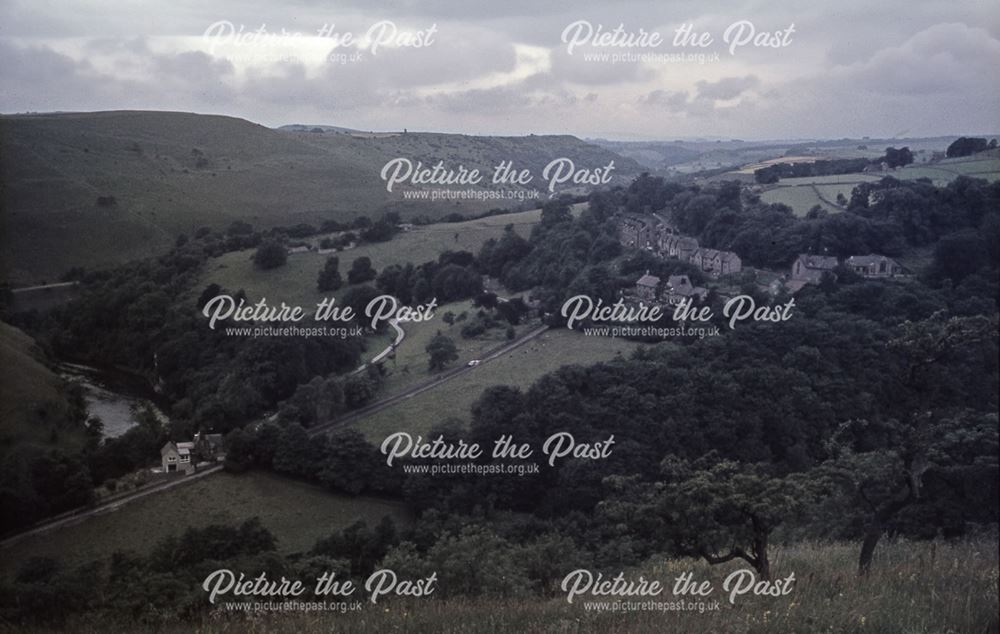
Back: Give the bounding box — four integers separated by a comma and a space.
354, 329, 643, 442
759, 185, 842, 216
375, 299, 537, 401
759, 154, 1000, 215
0, 471, 411, 575
197, 204, 584, 308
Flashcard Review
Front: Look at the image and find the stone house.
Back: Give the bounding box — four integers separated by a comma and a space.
161, 441, 195, 474
690, 248, 742, 278
635, 271, 661, 302
791, 254, 839, 283
161, 432, 225, 474
663, 274, 709, 305
619, 215, 653, 249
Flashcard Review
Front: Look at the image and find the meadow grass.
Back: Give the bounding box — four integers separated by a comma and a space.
759, 186, 841, 217
374, 299, 536, 401
0, 471, 411, 576
28, 537, 998, 633
353, 329, 642, 442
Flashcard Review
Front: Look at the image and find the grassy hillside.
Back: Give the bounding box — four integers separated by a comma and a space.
0, 470, 411, 574
355, 329, 643, 441
27, 537, 998, 632
0, 111, 639, 284
242, 538, 995, 634
196, 203, 586, 308
0, 322, 86, 458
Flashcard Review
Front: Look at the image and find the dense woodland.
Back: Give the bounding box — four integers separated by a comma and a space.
1, 169, 998, 624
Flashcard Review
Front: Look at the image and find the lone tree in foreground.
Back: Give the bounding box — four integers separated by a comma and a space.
426, 331, 458, 372
253, 240, 287, 270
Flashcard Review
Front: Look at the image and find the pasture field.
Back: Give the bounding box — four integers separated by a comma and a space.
353, 329, 643, 442
0, 470, 411, 575
759, 186, 841, 216
373, 299, 537, 402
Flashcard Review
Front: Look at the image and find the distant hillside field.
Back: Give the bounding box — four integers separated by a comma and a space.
759, 154, 1000, 216
0, 111, 639, 285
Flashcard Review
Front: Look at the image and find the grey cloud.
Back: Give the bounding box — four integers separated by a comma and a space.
694, 75, 759, 100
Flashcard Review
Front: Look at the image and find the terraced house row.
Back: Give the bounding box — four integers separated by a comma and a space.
617, 213, 742, 278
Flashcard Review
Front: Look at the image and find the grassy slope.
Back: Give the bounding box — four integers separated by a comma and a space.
374, 299, 537, 402
0, 322, 85, 457
355, 329, 642, 442
198, 206, 550, 308
1, 111, 639, 284
0, 470, 411, 575
43, 537, 997, 633
196, 203, 586, 308
759, 186, 840, 217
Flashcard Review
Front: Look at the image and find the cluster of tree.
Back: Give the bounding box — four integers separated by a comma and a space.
0, 518, 282, 624
252, 240, 287, 270
476, 198, 626, 318
879, 146, 914, 169
223, 422, 398, 498
754, 158, 872, 184
375, 251, 483, 305
946, 137, 997, 158
272, 364, 386, 429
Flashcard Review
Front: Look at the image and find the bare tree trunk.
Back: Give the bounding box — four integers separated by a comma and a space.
858, 526, 881, 576
753, 523, 771, 580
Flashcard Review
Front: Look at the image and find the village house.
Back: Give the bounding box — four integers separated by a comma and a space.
846, 254, 905, 278
635, 271, 661, 302
663, 274, 709, 305
618, 215, 654, 249
660, 234, 699, 261
689, 247, 743, 278
787, 254, 839, 293
161, 431, 225, 475
160, 441, 195, 474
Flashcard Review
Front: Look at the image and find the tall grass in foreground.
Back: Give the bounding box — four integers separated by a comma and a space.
22, 538, 1000, 633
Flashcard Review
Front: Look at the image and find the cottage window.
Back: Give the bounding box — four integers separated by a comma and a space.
167, 455, 176, 462
180, 455, 190, 463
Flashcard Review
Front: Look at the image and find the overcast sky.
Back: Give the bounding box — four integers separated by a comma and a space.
1, 0, 998, 139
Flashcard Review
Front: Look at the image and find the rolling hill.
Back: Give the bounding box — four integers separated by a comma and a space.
0, 322, 86, 457
0, 111, 641, 285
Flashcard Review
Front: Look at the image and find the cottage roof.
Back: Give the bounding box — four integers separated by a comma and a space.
797, 254, 839, 270
636, 272, 660, 287
846, 254, 897, 267
667, 275, 692, 289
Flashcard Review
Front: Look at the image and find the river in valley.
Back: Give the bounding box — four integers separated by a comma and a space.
59, 363, 168, 438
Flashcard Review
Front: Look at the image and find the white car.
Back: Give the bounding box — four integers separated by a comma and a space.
467, 359, 481, 367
